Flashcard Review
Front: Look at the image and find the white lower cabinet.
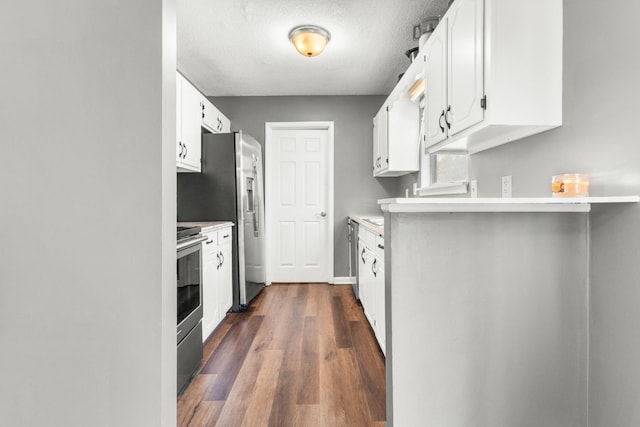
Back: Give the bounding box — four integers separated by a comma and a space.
373, 236, 385, 355
201, 225, 233, 342
217, 230, 233, 318
358, 227, 385, 355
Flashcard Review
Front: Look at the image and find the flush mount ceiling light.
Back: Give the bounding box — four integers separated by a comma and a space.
288, 25, 331, 57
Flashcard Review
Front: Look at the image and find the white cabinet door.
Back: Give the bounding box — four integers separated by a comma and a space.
363, 246, 376, 328
180, 80, 202, 171
447, 0, 484, 135
203, 98, 231, 134
176, 73, 202, 172
375, 257, 385, 355
201, 234, 219, 342
202, 99, 217, 133
373, 104, 388, 174
176, 74, 184, 162
357, 239, 371, 317
424, 21, 449, 148
219, 112, 230, 133
217, 231, 233, 318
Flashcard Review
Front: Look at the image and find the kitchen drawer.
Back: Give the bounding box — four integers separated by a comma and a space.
202, 230, 217, 254
217, 227, 232, 246
360, 227, 376, 250
375, 235, 385, 260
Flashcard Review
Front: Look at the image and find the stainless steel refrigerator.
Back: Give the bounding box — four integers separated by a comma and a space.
177, 131, 265, 311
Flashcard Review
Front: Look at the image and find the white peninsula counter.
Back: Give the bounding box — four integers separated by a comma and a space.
378, 197, 638, 427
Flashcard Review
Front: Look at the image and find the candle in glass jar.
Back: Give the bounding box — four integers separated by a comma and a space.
551, 174, 589, 197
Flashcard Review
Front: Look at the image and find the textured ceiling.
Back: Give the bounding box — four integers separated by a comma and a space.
177, 0, 450, 96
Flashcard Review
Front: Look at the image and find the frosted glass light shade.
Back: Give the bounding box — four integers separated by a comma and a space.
289, 25, 331, 57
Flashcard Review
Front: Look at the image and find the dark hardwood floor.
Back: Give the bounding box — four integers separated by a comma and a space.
177, 283, 386, 426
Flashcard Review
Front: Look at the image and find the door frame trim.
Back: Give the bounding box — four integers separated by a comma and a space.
264, 121, 335, 285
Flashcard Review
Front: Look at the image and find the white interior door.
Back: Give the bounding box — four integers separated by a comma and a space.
266, 123, 334, 283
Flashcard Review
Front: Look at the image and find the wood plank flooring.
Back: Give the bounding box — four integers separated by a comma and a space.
177, 283, 386, 426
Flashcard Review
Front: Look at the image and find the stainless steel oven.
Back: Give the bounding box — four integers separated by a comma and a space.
176, 226, 206, 395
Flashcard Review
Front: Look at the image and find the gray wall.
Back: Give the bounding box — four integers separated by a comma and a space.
396, 0, 640, 424
211, 96, 395, 278
0, 1, 176, 425
387, 212, 589, 426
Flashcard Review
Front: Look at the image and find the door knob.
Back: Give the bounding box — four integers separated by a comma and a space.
320, 211, 327, 217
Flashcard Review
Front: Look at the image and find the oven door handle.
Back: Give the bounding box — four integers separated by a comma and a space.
176, 235, 207, 251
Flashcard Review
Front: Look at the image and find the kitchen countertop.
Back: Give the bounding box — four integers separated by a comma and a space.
378, 196, 640, 213
178, 221, 234, 233
349, 215, 384, 236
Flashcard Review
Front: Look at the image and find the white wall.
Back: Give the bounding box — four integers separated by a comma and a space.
0, 1, 176, 425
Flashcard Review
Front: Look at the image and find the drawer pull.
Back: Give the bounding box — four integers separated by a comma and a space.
378, 244, 384, 249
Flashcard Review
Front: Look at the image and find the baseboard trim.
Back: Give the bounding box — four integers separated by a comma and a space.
333, 276, 356, 285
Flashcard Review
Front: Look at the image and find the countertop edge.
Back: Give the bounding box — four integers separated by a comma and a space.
178, 221, 234, 233
349, 215, 384, 236
378, 196, 639, 213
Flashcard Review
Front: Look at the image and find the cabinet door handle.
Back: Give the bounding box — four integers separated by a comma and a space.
361, 248, 366, 263
216, 252, 221, 269
183, 143, 188, 159
445, 105, 452, 130
205, 239, 214, 245
223, 234, 229, 239
178, 142, 184, 157
372, 258, 377, 277
378, 243, 384, 250
219, 251, 225, 266
439, 110, 445, 133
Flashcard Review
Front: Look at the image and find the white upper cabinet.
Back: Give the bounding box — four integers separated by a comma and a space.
176, 73, 202, 172
202, 98, 230, 134
424, 22, 448, 147
373, 103, 388, 174
448, 0, 484, 135
423, 0, 562, 153
177, 72, 232, 172
373, 57, 422, 177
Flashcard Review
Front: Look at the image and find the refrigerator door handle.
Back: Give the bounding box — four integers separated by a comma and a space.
252, 161, 260, 237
